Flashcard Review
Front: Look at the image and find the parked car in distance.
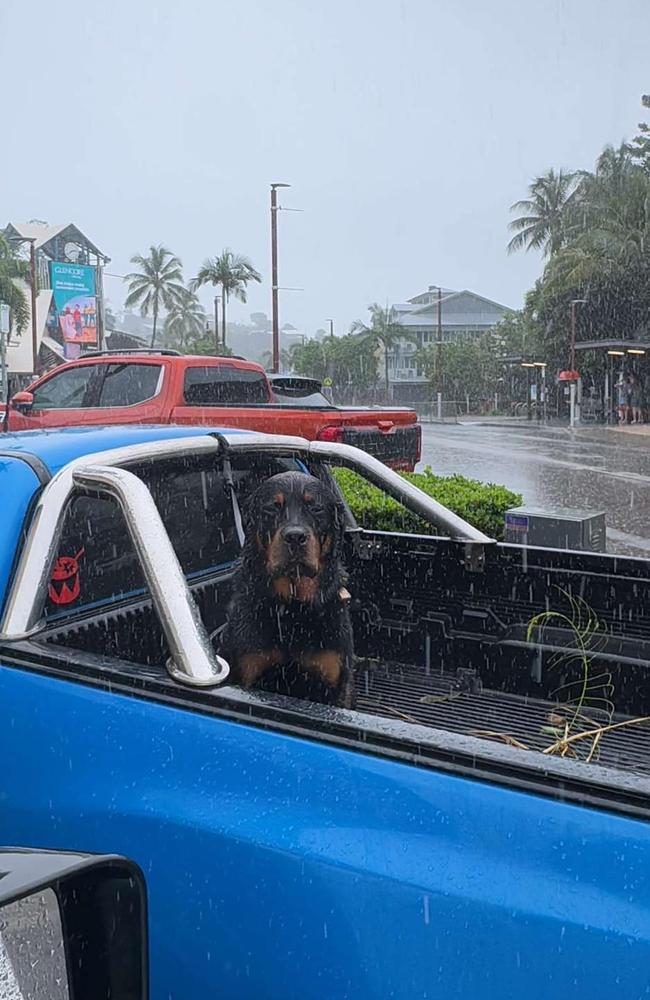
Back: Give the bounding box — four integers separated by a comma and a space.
5, 350, 421, 470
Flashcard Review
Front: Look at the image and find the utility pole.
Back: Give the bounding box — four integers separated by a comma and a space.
327, 318, 335, 339
570, 298, 587, 372
213, 295, 220, 353
0, 303, 9, 425
28, 239, 38, 374
569, 298, 587, 426
570, 303, 575, 371
436, 285, 443, 419
270, 183, 291, 373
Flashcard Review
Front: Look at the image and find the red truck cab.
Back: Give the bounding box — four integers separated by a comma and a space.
6, 350, 421, 470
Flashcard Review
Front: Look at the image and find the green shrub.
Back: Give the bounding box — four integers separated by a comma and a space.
333, 466, 522, 540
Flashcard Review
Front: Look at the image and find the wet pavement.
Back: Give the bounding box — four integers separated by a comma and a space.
419, 421, 650, 557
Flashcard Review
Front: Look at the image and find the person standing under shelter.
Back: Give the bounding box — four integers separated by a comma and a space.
629, 373, 643, 424
617, 375, 629, 423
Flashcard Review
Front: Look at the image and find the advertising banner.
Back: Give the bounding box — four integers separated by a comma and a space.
48, 262, 97, 359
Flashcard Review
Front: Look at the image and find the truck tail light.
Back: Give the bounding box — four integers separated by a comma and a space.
415, 423, 422, 463
317, 425, 345, 443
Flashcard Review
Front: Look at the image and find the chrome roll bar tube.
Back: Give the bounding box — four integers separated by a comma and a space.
72, 465, 229, 687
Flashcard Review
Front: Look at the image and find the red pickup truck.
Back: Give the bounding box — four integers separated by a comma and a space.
6, 350, 421, 470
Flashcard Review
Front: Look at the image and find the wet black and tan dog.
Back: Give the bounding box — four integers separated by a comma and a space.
221, 471, 355, 707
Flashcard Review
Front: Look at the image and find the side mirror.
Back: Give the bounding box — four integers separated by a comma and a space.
11, 390, 34, 412
0, 848, 147, 1000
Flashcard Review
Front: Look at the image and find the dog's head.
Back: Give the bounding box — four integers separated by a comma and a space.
245, 471, 344, 603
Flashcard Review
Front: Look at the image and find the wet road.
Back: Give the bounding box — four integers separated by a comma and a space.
419, 421, 650, 557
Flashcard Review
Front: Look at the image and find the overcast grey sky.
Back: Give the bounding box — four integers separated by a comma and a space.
3, 0, 649, 335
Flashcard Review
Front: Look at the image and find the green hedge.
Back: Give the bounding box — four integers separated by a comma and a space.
333, 466, 522, 540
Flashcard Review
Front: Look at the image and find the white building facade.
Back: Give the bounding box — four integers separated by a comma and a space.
389, 285, 511, 401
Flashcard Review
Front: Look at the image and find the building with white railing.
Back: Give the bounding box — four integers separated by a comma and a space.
388, 285, 511, 402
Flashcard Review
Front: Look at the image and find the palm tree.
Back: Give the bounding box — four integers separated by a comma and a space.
544, 147, 650, 296
124, 245, 185, 348
191, 249, 261, 349
0, 234, 30, 333
507, 169, 578, 256
163, 288, 206, 350
350, 304, 413, 392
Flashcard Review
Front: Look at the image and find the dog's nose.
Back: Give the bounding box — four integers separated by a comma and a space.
283, 525, 308, 551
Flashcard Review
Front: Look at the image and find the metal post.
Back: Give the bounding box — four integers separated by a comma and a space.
0, 328, 7, 413
437, 392, 442, 420
569, 298, 586, 375
213, 295, 219, 352
436, 285, 442, 397
29, 241, 38, 374
0, 303, 8, 419
95, 259, 107, 350
527, 369, 532, 420
221, 294, 227, 351
327, 319, 334, 339
569, 382, 576, 427
570, 301, 577, 373
271, 186, 279, 373
608, 354, 614, 424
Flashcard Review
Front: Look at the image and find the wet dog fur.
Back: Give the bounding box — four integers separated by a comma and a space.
221, 471, 355, 707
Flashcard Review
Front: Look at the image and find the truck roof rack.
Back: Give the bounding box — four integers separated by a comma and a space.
80, 349, 181, 358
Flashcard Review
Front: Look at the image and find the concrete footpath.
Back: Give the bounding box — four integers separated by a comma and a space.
454, 415, 650, 439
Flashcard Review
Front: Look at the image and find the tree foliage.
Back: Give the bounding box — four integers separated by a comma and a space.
0, 234, 30, 334
507, 96, 650, 375
350, 303, 414, 390
191, 249, 261, 349
124, 245, 185, 348
507, 169, 579, 256
627, 94, 650, 173
289, 333, 380, 388
415, 332, 502, 401
163, 288, 206, 350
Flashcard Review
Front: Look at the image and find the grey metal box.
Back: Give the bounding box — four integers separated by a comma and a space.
504, 505, 606, 552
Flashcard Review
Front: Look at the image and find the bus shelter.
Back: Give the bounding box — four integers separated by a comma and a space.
575, 338, 650, 424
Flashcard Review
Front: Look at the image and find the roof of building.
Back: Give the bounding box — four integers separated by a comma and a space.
4, 222, 108, 261
393, 288, 512, 327
407, 284, 457, 302
575, 339, 650, 353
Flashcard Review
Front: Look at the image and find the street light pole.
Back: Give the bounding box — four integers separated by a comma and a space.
534, 362, 547, 423
436, 285, 442, 388
327, 318, 334, 339
213, 295, 220, 353
0, 304, 9, 418
569, 298, 587, 426
28, 239, 38, 374
521, 362, 535, 421
570, 298, 587, 372
270, 182, 290, 373
435, 286, 443, 419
